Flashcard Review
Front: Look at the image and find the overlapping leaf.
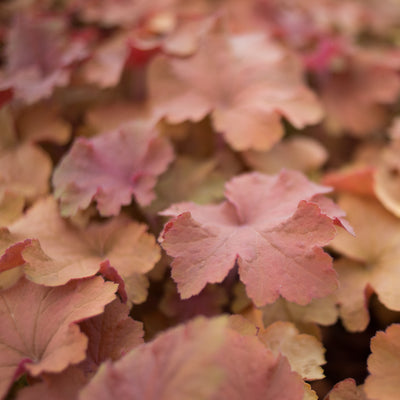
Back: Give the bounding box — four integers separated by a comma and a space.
0, 276, 116, 399
160, 169, 347, 306
325, 379, 367, 400
79, 316, 228, 400
1, 13, 87, 104
0, 108, 52, 224
364, 324, 400, 400
243, 136, 328, 174
80, 316, 304, 400
1, 196, 160, 304
149, 31, 323, 151
330, 194, 400, 331
53, 121, 174, 216
229, 315, 326, 381
80, 299, 144, 373
16, 367, 87, 400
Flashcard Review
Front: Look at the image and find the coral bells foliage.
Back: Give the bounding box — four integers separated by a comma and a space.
0, 276, 117, 399
53, 121, 174, 216
1, 0, 400, 399
80, 317, 304, 400
160, 170, 349, 306
149, 31, 323, 151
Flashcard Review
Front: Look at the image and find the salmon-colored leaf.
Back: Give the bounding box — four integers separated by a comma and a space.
0, 276, 117, 399
4, 196, 159, 304
330, 194, 400, 330
365, 324, 400, 400
149, 32, 323, 151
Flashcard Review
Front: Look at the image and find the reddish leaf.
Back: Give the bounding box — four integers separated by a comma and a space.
126, 39, 161, 67
80, 299, 144, 374
53, 121, 174, 216
0, 88, 13, 108
160, 170, 343, 306
0, 228, 30, 273
149, 31, 323, 151
98, 262, 128, 304
0, 276, 117, 399
2, 14, 87, 104
159, 280, 228, 322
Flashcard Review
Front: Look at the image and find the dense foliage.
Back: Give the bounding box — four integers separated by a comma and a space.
0, 0, 400, 399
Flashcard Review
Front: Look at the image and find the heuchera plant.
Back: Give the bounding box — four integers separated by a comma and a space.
0, 0, 400, 399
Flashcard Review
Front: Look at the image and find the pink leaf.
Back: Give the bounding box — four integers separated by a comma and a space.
2, 14, 87, 104
149, 31, 323, 151
160, 170, 344, 306
53, 121, 174, 216
79, 316, 228, 400
79, 316, 304, 400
